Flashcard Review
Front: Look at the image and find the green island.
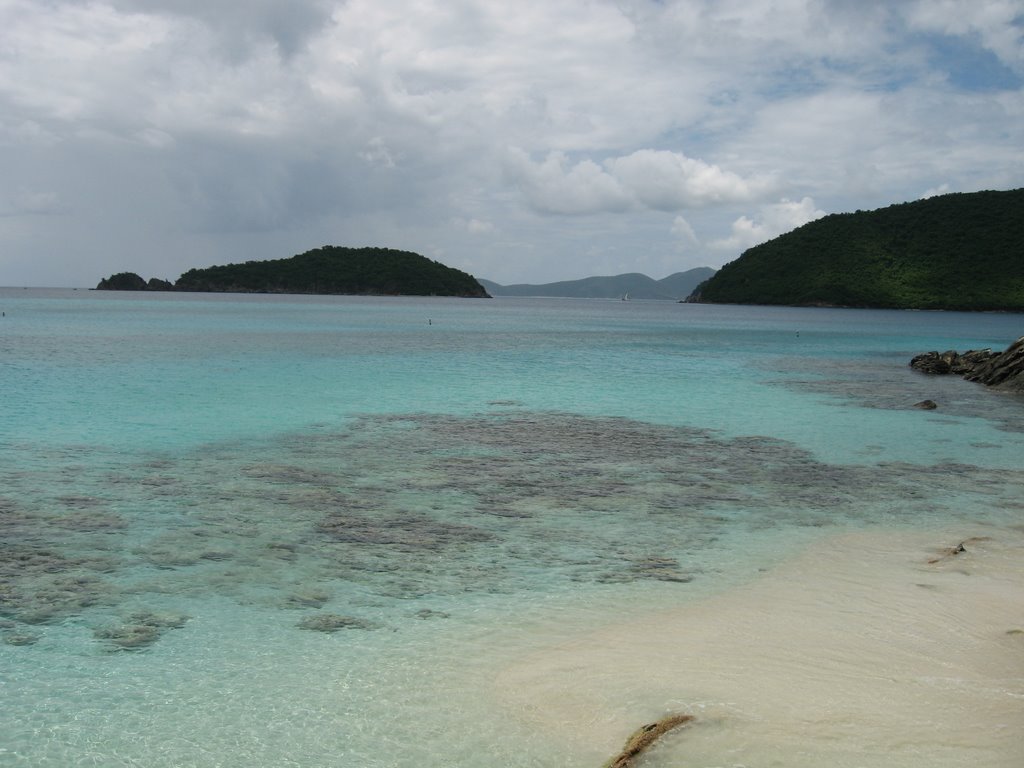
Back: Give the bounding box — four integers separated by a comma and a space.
689, 188, 1024, 311
96, 246, 490, 298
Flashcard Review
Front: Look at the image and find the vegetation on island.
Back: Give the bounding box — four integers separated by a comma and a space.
96, 272, 173, 291
689, 188, 1024, 311
97, 246, 490, 298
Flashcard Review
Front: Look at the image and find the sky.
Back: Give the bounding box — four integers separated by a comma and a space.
1, 0, 1022, 287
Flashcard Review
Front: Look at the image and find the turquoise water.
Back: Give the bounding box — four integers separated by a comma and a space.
1, 289, 1023, 766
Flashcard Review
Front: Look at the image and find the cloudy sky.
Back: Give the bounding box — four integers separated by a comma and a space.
1, 0, 1022, 287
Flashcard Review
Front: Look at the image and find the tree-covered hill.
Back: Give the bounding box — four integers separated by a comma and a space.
98, 246, 490, 297
689, 188, 1024, 311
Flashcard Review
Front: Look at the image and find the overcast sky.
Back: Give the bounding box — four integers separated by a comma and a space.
2, 0, 1022, 287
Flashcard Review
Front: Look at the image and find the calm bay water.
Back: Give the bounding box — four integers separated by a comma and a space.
1, 288, 1022, 766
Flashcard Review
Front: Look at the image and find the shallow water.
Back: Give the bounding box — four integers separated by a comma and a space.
1, 289, 1022, 766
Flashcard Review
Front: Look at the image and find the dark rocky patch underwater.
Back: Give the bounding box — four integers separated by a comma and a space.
3, 411, 1022, 649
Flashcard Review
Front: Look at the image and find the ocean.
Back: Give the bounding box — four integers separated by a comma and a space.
1, 287, 1022, 767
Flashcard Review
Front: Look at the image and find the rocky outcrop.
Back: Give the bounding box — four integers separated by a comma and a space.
95, 272, 174, 291
963, 336, 1024, 389
96, 271, 147, 290
910, 336, 1024, 391
908, 348, 996, 375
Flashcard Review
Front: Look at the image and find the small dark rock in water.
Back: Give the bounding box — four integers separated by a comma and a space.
197, 549, 234, 561
266, 542, 299, 561
3, 632, 41, 646
93, 610, 190, 650
128, 610, 189, 629
0, 552, 120, 624
414, 609, 451, 620
296, 613, 379, 633
630, 556, 694, 583
95, 623, 161, 650
51, 511, 128, 532
283, 589, 332, 609
913, 399, 938, 410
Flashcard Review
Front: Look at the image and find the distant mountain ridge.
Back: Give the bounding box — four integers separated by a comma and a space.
689, 188, 1024, 311
480, 267, 715, 300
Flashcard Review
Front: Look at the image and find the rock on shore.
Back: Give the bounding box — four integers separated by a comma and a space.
910, 336, 1024, 391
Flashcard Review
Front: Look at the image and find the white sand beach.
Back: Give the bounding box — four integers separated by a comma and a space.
497, 527, 1024, 767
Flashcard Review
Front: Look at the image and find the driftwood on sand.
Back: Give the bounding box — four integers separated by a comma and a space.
601, 713, 695, 768
927, 537, 990, 564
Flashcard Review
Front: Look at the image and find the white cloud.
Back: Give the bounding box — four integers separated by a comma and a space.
903, 0, 1024, 73
711, 197, 826, 253
504, 148, 632, 215
452, 217, 494, 234
506, 147, 773, 215
360, 137, 397, 168
135, 127, 176, 149
0, 0, 1021, 286
608, 149, 774, 210
921, 183, 951, 199
466, 218, 494, 234
109, 0, 336, 60
0, 1, 174, 125
670, 215, 699, 245
0, 190, 66, 217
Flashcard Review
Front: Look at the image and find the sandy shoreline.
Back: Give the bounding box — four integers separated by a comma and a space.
496, 526, 1024, 767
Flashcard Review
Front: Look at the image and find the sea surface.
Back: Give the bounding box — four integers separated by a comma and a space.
1, 288, 1022, 767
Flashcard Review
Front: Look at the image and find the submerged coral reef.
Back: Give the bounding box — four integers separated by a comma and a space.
3, 411, 1024, 650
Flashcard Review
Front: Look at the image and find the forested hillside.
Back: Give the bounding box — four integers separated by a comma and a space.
690, 189, 1024, 311
98, 246, 489, 297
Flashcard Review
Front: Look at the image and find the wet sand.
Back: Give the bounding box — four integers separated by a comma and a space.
497, 526, 1024, 767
